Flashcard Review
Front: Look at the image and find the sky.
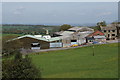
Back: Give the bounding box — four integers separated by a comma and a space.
2, 2, 118, 25
1, 0, 119, 2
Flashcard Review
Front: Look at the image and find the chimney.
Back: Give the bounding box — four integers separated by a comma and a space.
46, 30, 49, 35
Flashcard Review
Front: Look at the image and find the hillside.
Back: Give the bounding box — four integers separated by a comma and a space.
29, 43, 118, 78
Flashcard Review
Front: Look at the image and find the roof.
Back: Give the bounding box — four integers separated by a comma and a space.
60, 31, 74, 36
48, 37, 61, 42
77, 33, 90, 38
54, 31, 64, 35
11, 35, 48, 41
34, 35, 42, 38
68, 27, 94, 32
87, 30, 104, 37
68, 27, 81, 31
101, 24, 117, 30
8, 35, 61, 42
58, 36, 70, 39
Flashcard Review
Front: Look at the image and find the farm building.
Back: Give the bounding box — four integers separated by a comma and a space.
100, 24, 118, 40
86, 30, 106, 44
54, 27, 94, 47
8, 35, 62, 50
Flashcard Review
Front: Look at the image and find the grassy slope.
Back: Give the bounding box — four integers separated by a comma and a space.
30, 43, 118, 78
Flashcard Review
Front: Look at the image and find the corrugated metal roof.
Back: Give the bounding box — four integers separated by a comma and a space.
68, 27, 81, 31
58, 36, 70, 39
12, 35, 48, 41
48, 37, 61, 42
9, 35, 61, 42
60, 31, 74, 36
68, 27, 94, 32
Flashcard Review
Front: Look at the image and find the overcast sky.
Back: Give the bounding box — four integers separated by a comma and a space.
2, 2, 118, 25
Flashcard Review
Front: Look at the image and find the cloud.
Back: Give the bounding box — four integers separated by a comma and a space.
97, 12, 112, 17
13, 6, 25, 15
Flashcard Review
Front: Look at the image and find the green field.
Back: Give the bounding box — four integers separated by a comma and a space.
29, 43, 118, 78
2, 33, 23, 37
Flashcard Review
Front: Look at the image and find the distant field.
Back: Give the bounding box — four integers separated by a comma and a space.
2, 33, 23, 37
30, 43, 118, 78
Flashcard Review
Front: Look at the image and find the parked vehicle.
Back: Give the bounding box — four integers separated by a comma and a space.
71, 44, 78, 47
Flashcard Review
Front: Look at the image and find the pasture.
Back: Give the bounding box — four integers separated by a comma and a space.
29, 43, 118, 78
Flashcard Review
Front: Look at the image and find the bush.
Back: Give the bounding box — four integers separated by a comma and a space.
2, 52, 40, 79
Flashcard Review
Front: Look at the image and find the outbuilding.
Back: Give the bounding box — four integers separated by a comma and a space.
8, 35, 62, 50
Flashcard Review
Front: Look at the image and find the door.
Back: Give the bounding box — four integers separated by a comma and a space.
31, 43, 40, 49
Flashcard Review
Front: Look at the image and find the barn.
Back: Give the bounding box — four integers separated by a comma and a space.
8, 35, 62, 50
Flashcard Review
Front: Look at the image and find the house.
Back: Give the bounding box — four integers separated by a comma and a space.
100, 24, 118, 40
53, 27, 94, 47
116, 24, 120, 38
86, 30, 106, 44
8, 35, 62, 50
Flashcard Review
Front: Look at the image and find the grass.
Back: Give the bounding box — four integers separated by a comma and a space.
2, 33, 23, 37
29, 43, 118, 78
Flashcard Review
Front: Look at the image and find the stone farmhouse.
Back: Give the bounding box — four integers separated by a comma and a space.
100, 24, 118, 40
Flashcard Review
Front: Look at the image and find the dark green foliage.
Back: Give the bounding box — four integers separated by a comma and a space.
2, 24, 61, 36
60, 24, 72, 31
14, 51, 22, 60
2, 53, 40, 79
89, 26, 99, 31
97, 21, 106, 26
2, 35, 23, 56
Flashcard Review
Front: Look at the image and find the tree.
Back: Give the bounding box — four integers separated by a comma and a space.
60, 24, 72, 31
2, 35, 23, 56
96, 21, 107, 31
97, 21, 106, 26
2, 52, 40, 78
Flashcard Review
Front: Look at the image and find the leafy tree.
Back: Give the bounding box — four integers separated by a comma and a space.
2, 35, 23, 56
2, 52, 40, 79
96, 21, 107, 31
60, 24, 72, 31
97, 21, 106, 27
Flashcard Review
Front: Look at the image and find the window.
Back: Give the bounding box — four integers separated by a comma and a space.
108, 30, 110, 32
113, 38, 115, 40
108, 34, 110, 37
112, 34, 115, 36
104, 30, 106, 32
97, 34, 100, 35
31, 43, 40, 47
112, 30, 115, 32
71, 40, 77, 42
